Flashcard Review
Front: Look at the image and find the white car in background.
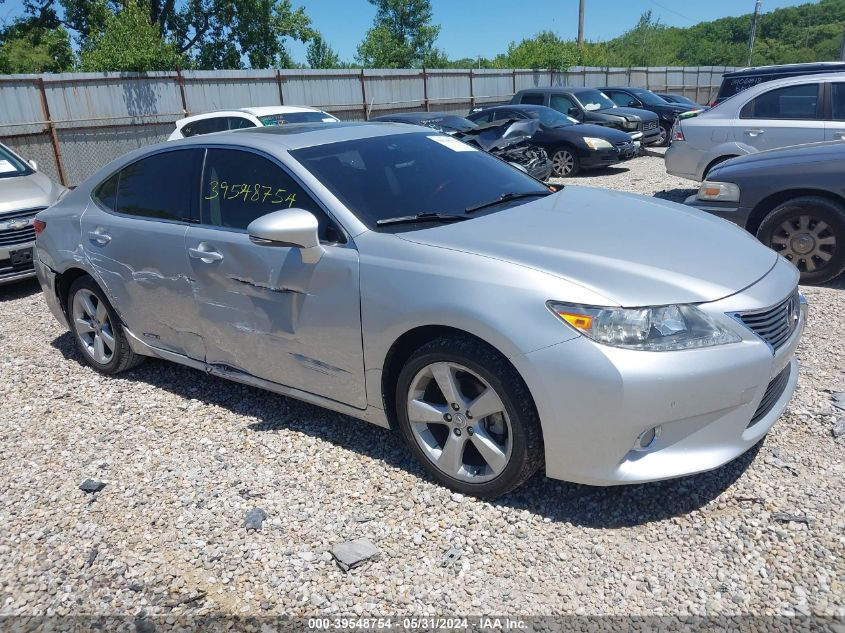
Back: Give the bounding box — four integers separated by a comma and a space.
168, 106, 340, 140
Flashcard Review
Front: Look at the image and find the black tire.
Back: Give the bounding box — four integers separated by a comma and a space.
551, 147, 580, 177
657, 124, 672, 147
67, 276, 144, 374
756, 196, 845, 285
395, 335, 544, 498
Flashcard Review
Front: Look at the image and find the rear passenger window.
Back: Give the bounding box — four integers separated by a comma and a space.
742, 84, 820, 120
832, 84, 845, 120
93, 172, 118, 210
520, 93, 545, 105
113, 150, 202, 221
182, 117, 228, 137
200, 149, 343, 243
227, 117, 257, 130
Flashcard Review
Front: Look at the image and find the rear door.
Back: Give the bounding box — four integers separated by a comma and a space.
185, 147, 366, 408
737, 82, 825, 151
80, 149, 205, 358
826, 82, 845, 141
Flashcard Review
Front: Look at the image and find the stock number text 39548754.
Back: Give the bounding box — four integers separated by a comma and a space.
204, 181, 297, 207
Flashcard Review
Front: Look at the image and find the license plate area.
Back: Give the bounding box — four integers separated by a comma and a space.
10, 247, 34, 268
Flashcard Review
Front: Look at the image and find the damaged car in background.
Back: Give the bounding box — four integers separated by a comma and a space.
371, 112, 553, 180
467, 104, 639, 177
34, 122, 806, 498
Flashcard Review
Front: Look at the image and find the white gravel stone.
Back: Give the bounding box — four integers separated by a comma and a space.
0, 153, 842, 618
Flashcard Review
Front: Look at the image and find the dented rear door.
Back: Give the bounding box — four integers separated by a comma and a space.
185, 147, 366, 408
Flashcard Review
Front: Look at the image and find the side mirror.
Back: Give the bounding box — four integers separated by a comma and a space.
27, 159, 38, 171
568, 107, 581, 118
247, 208, 324, 264
628, 100, 641, 108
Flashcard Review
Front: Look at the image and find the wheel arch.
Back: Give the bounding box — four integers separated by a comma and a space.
746, 189, 845, 236
54, 266, 94, 319
379, 325, 534, 431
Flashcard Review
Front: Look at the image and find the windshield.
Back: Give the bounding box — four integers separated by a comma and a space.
290, 133, 549, 229
0, 145, 29, 179
528, 108, 578, 128
574, 90, 616, 111
418, 116, 476, 133
258, 111, 337, 126
631, 89, 668, 106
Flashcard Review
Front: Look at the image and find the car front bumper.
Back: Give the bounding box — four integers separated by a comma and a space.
683, 194, 754, 228
513, 259, 805, 486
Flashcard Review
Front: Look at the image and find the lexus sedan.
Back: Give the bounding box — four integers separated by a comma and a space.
34, 123, 805, 497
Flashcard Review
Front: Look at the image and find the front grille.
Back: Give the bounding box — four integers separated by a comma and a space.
643, 120, 658, 131
0, 208, 43, 249
0, 226, 35, 247
748, 364, 791, 428
736, 290, 800, 351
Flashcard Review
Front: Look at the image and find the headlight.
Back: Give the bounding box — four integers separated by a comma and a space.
697, 181, 740, 202
623, 120, 639, 130
547, 302, 741, 351
583, 137, 612, 150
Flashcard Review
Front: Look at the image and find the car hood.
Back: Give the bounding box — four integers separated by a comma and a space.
398, 186, 777, 307
713, 141, 845, 175
0, 171, 63, 214
600, 106, 659, 122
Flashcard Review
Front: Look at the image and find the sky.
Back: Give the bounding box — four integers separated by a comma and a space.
0, 0, 822, 64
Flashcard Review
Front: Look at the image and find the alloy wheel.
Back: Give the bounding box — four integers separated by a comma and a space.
657, 126, 668, 146
406, 361, 512, 483
770, 214, 837, 274
72, 288, 116, 364
552, 150, 576, 177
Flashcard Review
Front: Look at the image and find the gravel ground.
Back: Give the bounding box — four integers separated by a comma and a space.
1, 152, 843, 620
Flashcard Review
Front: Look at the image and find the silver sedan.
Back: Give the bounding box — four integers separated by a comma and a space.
34, 122, 806, 497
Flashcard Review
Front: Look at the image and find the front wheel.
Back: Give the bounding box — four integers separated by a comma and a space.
756, 196, 845, 285
68, 276, 144, 374
395, 336, 544, 498
551, 148, 580, 177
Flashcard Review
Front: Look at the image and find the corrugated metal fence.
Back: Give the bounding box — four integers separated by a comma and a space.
0, 66, 736, 186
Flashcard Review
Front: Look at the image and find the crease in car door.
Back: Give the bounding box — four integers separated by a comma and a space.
185, 148, 366, 409
80, 149, 205, 359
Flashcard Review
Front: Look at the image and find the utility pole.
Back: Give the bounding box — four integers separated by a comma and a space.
577, 0, 585, 49
747, 0, 761, 67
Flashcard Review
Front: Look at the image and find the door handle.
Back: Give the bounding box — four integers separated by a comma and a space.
87, 229, 111, 245
744, 129, 765, 137
188, 244, 224, 263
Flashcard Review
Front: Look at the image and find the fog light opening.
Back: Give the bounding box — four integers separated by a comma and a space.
634, 426, 661, 452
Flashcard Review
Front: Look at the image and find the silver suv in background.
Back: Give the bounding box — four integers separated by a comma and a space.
0, 143, 65, 285
665, 72, 845, 181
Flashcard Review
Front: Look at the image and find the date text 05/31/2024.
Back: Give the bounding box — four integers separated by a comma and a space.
308, 618, 528, 630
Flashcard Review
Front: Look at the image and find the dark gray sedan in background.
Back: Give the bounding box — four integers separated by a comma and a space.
686, 141, 845, 284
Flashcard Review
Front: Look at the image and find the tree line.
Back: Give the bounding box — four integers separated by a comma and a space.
1, 0, 843, 74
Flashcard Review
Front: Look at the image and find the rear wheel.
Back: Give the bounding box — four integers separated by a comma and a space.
68, 276, 144, 374
395, 336, 544, 498
756, 196, 845, 285
551, 148, 580, 177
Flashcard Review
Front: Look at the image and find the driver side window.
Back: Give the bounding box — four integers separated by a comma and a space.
550, 95, 577, 113
606, 91, 632, 107
200, 149, 344, 243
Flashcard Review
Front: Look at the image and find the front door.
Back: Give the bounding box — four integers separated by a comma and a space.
736, 82, 825, 151
186, 147, 366, 408
79, 148, 205, 359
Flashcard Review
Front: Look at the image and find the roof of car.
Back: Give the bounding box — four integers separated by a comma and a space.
174, 106, 330, 126
723, 61, 845, 78
370, 112, 462, 122
171, 121, 425, 151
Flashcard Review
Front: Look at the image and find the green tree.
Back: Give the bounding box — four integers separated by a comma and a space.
306, 32, 340, 68
0, 22, 74, 72
356, 0, 440, 68
497, 31, 578, 70
78, 0, 183, 71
